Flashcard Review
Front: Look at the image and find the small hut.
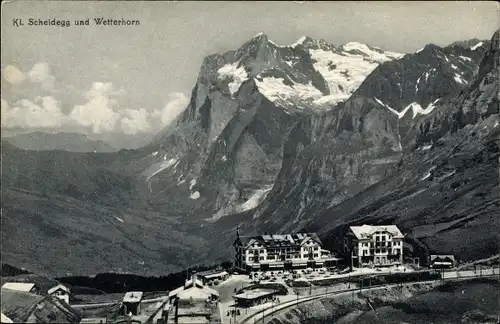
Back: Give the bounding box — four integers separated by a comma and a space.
122, 291, 143, 315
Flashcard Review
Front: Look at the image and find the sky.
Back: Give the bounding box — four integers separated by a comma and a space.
1, 0, 498, 148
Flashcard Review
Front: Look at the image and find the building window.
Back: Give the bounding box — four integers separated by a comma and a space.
313, 253, 318, 258
376, 236, 380, 242
259, 256, 264, 260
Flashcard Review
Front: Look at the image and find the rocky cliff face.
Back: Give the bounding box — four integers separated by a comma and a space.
140, 34, 412, 219
285, 31, 498, 261
240, 36, 488, 233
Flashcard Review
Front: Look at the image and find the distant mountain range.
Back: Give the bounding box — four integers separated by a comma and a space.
1, 30, 498, 277
2, 132, 116, 152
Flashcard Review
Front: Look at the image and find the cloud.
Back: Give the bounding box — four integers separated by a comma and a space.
121, 108, 151, 135
69, 82, 121, 134
3, 65, 26, 85
1, 96, 67, 128
28, 62, 51, 83
3, 75, 189, 137
27, 62, 56, 91
153, 92, 189, 126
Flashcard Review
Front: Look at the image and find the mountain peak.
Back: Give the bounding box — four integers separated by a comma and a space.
418, 43, 443, 55
251, 32, 268, 42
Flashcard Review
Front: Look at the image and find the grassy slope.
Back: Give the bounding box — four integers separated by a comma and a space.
1, 188, 212, 277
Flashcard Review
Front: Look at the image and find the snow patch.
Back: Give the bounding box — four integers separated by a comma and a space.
459, 55, 472, 62
152, 151, 159, 156
254, 76, 323, 102
221, 155, 227, 162
309, 45, 403, 104
454, 74, 466, 84
494, 121, 499, 128
147, 157, 179, 179
189, 179, 197, 190
178, 179, 186, 185
470, 41, 483, 50
342, 42, 404, 61
451, 64, 458, 70
375, 98, 438, 119
290, 36, 307, 48
374, 98, 401, 116
235, 186, 273, 213
422, 145, 432, 151
415, 75, 422, 93
217, 62, 249, 96
424, 68, 435, 83
421, 166, 436, 180
114, 217, 124, 223
190, 191, 200, 200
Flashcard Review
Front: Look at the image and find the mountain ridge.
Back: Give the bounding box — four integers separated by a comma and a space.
2, 131, 116, 153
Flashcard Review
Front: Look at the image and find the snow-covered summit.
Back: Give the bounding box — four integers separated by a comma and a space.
214, 34, 405, 107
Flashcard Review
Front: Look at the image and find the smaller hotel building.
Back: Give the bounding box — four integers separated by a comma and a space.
344, 224, 404, 268
233, 229, 339, 273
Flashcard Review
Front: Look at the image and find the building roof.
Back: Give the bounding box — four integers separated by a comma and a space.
177, 287, 212, 301
184, 278, 204, 288
79, 318, 107, 324
203, 271, 228, 280
48, 284, 70, 295
1, 282, 37, 292
169, 283, 219, 299
233, 289, 277, 300
430, 255, 456, 262
123, 291, 143, 303
235, 233, 322, 249
349, 225, 403, 239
